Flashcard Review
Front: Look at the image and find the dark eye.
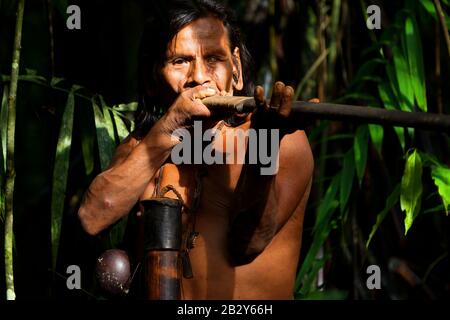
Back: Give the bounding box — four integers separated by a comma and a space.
207, 56, 219, 63
172, 58, 187, 65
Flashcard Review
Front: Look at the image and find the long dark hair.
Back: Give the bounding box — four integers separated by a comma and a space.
133, 0, 254, 139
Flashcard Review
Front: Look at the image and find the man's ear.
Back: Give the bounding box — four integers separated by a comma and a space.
232, 47, 244, 91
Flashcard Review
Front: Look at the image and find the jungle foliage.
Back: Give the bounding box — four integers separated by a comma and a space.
0, 0, 449, 299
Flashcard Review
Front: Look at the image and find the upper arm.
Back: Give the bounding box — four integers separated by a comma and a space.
228, 129, 314, 265
272, 130, 314, 229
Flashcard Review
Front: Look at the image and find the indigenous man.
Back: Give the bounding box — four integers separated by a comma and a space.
78, 0, 314, 299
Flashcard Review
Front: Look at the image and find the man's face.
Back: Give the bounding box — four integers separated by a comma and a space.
157, 17, 243, 105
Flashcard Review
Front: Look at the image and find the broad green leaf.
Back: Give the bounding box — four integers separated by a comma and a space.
368, 124, 384, 157
354, 125, 369, 187
340, 149, 355, 214
296, 174, 340, 293
392, 46, 414, 112
99, 96, 116, 145
296, 216, 335, 294
400, 150, 423, 234
114, 102, 138, 112
112, 111, 130, 143
385, 63, 402, 107
93, 98, 115, 171
314, 173, 341, 230
1, 85, 8, 173
297, 252, 330, 296
366, 184, 401, 248
50, 87, 76, 270
378, 83, 405, 151
404, 15, 427, 112
430, 165, 450, 215
80, 122, 94, 176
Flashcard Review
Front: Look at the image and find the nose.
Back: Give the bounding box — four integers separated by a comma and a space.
186, 59, 211, 87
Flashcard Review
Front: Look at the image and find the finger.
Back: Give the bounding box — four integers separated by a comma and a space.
308, 98, 320, 103
279, 85, 294, 118
269, 81, 285, 110
254, 85, 268, 112
192, 86, 217, 100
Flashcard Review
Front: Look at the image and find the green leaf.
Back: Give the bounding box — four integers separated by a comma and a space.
296, 174, 340, 293
420, 0, 450, 29
93, 97, 115, 171
314, 173, 341, 231
378, 83, 405, 151
1, 85, 8, 173
114, 102, 138, 112
300, 289, 348, 300
354, 125, 369, 187
385, 63, 402, 106
50, 86, 77, 270
340, 148, 355, 214
400, 149, 423, 235
392, 45, 414, 112
404, 15, 427, 112
430, 165, 450, 215
366, 184, 401, 248
50, 77, 65, 87
368, 124, 384, 157
17, 74, 47, 84
424, 204, 445, 214
112, 110, 130, 143
80, 121, 94, 176
297, 252, 331, 297
99, 96, 116, 144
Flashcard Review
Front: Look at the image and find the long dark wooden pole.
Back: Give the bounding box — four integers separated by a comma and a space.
202, 96, 450, 133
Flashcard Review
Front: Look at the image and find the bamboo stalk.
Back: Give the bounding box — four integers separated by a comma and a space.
433, 0, 450, 60
5, 0, 25, 301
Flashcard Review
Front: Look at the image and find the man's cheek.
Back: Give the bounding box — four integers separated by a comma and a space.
213, 68, 233, 92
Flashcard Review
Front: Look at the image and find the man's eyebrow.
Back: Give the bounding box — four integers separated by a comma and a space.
204, 48, 229, 56
166, 53, 193, 61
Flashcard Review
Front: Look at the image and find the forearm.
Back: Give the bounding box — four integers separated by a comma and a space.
78, 118, 178, 235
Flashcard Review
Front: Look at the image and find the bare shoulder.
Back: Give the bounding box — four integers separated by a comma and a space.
279, 129, 314, 179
